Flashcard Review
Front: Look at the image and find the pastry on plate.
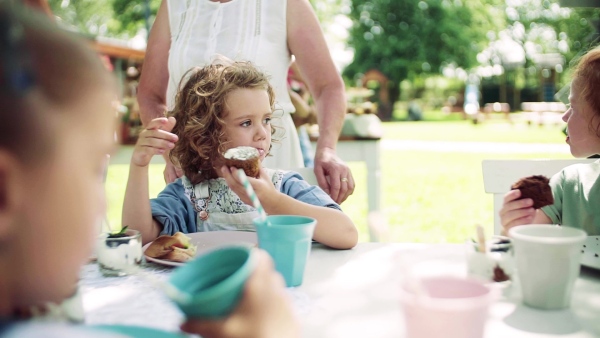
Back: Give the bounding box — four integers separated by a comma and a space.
145, 232, 197, 262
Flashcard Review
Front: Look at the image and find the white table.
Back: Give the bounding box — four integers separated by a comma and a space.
81, 243, 600, 337
312, 137, 381, 215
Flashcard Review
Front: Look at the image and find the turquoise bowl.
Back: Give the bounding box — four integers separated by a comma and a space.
253, 215, 316, 287
168, 245, 254, 318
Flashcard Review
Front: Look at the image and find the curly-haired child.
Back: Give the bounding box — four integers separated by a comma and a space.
123, 61, 358, 249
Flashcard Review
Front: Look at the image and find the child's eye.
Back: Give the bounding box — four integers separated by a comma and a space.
263, 117, 272, 125
240, 120, 251, 127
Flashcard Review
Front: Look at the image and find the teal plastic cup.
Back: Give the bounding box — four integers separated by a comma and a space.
168, 245, 254, 318
253, 215, 316, 287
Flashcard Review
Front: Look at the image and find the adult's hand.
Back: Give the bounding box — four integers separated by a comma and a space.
314, 147, 354, 204
180, 250, 299, 338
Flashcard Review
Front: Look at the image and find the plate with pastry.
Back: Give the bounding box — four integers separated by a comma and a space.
143, 231, 258, 267
581, 236, 600, 270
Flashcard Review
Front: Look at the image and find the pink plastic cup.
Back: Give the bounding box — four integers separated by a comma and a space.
399, 276, 494, 338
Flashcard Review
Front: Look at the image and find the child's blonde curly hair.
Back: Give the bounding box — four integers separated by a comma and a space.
169, 61, 278, 184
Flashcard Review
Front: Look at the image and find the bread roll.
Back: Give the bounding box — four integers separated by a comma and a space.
145, 232, 197, 262
162, 246, 196, 262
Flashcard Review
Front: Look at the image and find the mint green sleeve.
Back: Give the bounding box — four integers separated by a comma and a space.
541, 170, 565, 224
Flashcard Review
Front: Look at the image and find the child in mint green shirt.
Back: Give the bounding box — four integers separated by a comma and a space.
500, 45, 600, 236
540, 161, 600, 235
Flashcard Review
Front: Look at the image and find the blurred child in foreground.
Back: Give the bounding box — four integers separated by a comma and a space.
0, 4, 297, 338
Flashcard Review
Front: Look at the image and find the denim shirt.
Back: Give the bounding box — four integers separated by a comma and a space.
151, 170, 341, 235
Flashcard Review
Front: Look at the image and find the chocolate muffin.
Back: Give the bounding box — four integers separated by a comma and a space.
511, 175, 554, 209
223, 146, 261, 178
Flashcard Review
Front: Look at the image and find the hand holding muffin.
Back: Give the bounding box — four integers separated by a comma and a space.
223, 146, 261, 178
500, 175, 554, 234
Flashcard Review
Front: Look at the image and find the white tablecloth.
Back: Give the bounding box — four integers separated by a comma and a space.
81, 243, 600, 337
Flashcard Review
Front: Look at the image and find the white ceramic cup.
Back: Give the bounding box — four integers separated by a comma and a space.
509, 224, 586, 310
399, 276, 494, 338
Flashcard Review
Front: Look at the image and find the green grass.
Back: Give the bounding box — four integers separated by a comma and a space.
382, 119, 567, 143
381, 151, 570, 243
105, 117, 571, 243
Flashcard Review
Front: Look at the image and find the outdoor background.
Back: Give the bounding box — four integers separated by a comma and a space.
47, 0, 599, 242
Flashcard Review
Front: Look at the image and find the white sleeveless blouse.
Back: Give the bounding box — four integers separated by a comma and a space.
166, 0, 303, 168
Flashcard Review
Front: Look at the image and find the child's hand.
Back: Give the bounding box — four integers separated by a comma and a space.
180, 250, 298, 338
499, 189, 535, 233
131, 117, 178, 168
220, 167, 278, 208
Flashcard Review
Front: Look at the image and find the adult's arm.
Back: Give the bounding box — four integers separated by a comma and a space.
137, 0, 171, 126
137, 0, 183, 182
286, 0, 354, 204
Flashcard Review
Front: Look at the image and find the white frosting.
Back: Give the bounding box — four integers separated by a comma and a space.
224, 146, 259, 160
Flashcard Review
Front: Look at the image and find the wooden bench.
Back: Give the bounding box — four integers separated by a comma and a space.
521, 102, 567, 126
481, 102, 511, 122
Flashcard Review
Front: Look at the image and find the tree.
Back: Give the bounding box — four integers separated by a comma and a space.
310, 0, 347, 27
476, 1, 600, 105
500, 0, 599, 86
47, 0, 161, 39
503, 1, 598, 61
111, 0, 161, 38
344, 0, 495, 119
47, 0, 115, 37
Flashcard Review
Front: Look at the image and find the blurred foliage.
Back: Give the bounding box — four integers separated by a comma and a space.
49, 0, 338, 39
344, 0, 498, 103
310, 0, 346, 27
48, 0, 600, 105
344, 0, 600, 102
502, 1, 599, 88
110, 0, 161, 37
47, 0, 115, 37
503, 0, 599, 62
47, 0, 160, 39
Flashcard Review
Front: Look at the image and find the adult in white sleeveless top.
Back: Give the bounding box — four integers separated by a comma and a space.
138, 0, 354, 203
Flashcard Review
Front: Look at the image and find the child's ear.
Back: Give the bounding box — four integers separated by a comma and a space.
0, 150, 24, 238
